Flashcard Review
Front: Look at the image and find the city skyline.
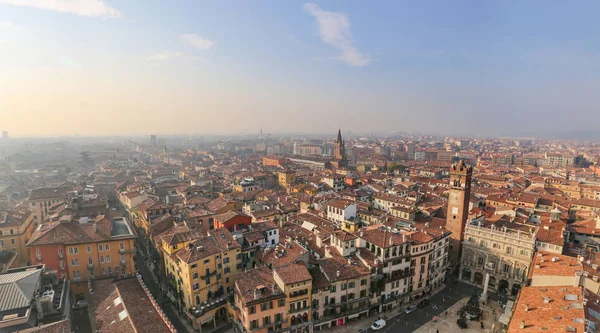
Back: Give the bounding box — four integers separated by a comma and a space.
2, 1, 600, 137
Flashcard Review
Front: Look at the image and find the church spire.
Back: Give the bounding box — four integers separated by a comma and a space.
337, 128, 342, 143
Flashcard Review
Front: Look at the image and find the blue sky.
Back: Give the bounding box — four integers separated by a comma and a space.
1, 0, 599, 137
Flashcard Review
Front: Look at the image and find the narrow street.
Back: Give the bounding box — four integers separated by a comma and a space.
134, 253, 191, 333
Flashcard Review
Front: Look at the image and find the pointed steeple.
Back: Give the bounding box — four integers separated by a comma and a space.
337, 128, 342, 143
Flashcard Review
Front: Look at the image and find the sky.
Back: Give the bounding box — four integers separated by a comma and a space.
1, 0, 600, 137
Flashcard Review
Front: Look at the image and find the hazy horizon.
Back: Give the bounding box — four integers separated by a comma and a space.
2, 1, 600, 137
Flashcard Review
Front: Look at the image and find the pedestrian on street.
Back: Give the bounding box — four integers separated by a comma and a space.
436, 329, 440, 333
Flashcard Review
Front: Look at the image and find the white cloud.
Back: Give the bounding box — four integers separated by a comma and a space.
180, 33, 214, 50
303, 3, 370, 67
147, 51, 183, 62
0, 0, 121, 18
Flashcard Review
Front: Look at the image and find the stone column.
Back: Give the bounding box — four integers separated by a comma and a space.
480, 272, 490, 303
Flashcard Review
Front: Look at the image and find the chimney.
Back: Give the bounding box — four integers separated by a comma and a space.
93, 223, 97, 233
402, 234, 407, 242
596, 215, 600, 230
520, 321, 525, 329
574, 272, 582, 287
524, 304, 529, 312
336, 270, 340, 278
360, 231, 364, 237
254, 288, 260, 300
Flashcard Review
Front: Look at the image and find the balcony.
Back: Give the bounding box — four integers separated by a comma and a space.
58, 253, 64, 259
316, 303, 371, 324
189, 295, 229, 318
88, 264, 94, 270
249, 320, 285, 332
201, 270, 217, 279
289, 289, 308, 298
121, 259, 127, 266
36, 255, 42, 262
288, 306, 310, 314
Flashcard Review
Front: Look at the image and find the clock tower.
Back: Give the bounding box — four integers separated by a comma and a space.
446, 160, 473, 267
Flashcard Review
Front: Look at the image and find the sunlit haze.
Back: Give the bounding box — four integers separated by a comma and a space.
2, 1, 600, 137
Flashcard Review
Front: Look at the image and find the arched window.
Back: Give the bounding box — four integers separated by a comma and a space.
0, 230, 3, 236
9, 229, 14, 235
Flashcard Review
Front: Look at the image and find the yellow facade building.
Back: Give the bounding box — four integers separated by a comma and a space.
0, 208, 36, 266
160, 227, 243, 331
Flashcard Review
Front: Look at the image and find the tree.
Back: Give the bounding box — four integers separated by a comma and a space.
463, 289, 482, 320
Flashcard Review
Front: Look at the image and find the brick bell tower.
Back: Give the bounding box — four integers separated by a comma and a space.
446, 160, 473, 268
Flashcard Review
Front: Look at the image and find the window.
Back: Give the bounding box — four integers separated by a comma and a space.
263, 316, 270, 326
60, 261, 65, 270
10, 239, 15, 245
9, 229, 14, 235
105, 244, 110, 251
204, 259, 210, 264
100, 256, 104, 263
360, 279, 367, 286
503, 264, 510, 273
191, 264, 197, 269
249, 306, 256, 314
35, 247, 40, 257
193, 273, 198, 279
98, 244, 104, 252
330, 285, 336, 292
121, 254, 125, 261
341, 283, 347, 291
193, 283, 199, 290
278, 299, 285, 307
506, 247, 514, 255
88, 257, 93, 265
348, 282, 355, 288
250, 320, 258, 329
106, 255, 111, 263
87, 246, 91, 253
224, 267, 230, 274
223, 257, 230, 264
70, 259, 79, 266
120, 242, 124, 250
69, 247, 79, 255
73, 270, 80, 279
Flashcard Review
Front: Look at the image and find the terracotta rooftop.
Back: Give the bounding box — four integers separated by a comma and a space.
528, 251, 583, 279
318, 253, 371, 283
235, 266, 281, 305
274, 263, 312, 285
92, 277, 173, 333
508, 286, 585, 333
256, 241, 307, 268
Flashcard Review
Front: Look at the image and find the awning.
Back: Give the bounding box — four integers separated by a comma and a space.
348, 313, 360, 319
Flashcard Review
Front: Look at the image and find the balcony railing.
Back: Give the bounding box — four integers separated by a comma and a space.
36, 255, 42, 261
201, 270, 217, 279
58, 253, 64, 259
288, 306, 310, 314
88, 264, 94, 270
189, 294, 229, 318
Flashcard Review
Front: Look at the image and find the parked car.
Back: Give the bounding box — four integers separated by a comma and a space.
370, 319, 386, 331
404, 305, 418, 314
73, 300, 88, 310
417, 299, 429, 308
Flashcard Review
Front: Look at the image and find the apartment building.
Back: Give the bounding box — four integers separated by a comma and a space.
161, 227, 242, 330
373, 193, 414, 213
460, 219, 537, 297
325, 199, 359, 232
0, 208, 36, 266
357, 226, 411, 310
27, 215, 137, 300
234, 266, 288, 333
28, 184, 73, 223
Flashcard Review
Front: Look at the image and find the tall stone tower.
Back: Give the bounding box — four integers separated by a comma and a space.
446, 160, 473, 267
334, 129, 345, 160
